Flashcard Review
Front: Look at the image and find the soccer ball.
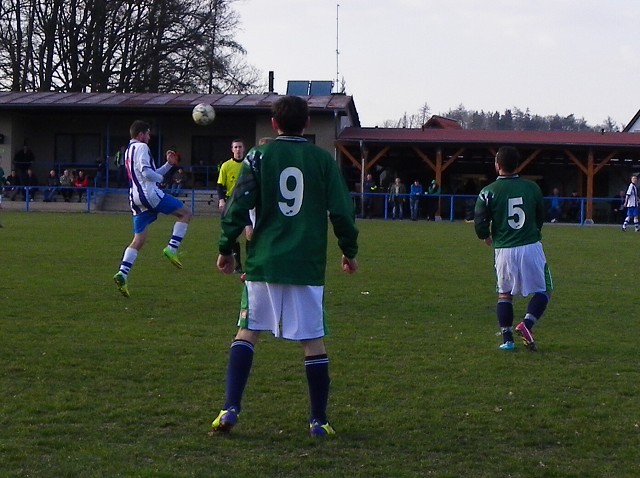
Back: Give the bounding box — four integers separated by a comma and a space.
192, 103, 216, 125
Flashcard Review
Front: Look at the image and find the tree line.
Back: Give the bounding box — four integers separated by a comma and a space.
0, 0, 262, 94
382, 102, 621, 132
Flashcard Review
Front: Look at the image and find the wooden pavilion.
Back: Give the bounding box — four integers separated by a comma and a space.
336, 122, 640, 222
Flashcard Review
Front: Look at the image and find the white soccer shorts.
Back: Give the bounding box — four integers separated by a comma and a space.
238, 282, 326, 340
494, 242, 553, 297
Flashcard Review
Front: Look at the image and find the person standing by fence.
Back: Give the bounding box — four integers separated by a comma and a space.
409, 179, 423, 220
388, 177, 406, 220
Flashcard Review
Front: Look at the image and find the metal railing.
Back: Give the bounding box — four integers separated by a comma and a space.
351, 192, 622, 225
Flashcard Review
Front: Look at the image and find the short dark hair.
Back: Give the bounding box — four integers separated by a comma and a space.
130, 120, 150, 139
495, 146, 520, 173
272, 96, 308, 135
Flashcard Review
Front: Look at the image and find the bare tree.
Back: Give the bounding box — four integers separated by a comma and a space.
0, 0, 262, 94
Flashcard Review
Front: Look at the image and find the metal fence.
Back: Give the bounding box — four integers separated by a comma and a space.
351, 192, 623, 225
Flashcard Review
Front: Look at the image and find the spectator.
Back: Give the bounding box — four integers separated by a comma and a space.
13, 145, 34, 184
565, 191, 581, 223
43, 169, 60, 202
379, 167, 394, 190
114, 145, 127, 188
462, 178, 478, 222
5, 169, 20, 200
548, 187, 562, 223
409, 179, 423, 221
169, 167, 187, 196
0, 163, 5, 198
388, 177, 406, 220
426, 179, 441, 221
94, 156, 107, 187
75, 170, 89, 202
23, 168, 39, 201
611, 190, 625, 224
59, 169, 74, 202
362, 173, 377, 219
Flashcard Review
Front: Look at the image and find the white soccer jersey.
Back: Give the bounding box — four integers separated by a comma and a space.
125, 139, 170, 215
626, 183, 639, 208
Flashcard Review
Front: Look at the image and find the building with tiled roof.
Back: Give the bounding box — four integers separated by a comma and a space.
1, 90, 639, 222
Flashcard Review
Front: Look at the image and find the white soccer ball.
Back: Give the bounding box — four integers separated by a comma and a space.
192, 103, 216, 126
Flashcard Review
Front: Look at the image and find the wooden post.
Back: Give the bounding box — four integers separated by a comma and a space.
585, 149, 594, 224
435, 148, 443, 220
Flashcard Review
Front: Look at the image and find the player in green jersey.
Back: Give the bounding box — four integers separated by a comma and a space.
211, 95, 359, 437
474, 146, 553, 352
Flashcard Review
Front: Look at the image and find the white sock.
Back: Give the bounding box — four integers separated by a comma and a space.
167, 222, 189, 252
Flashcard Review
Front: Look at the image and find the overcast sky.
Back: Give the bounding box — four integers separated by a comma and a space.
233, 0, 639, 129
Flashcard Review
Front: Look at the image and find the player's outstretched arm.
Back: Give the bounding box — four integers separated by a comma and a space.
217, 254, 235, 274
342, 255, 358, 274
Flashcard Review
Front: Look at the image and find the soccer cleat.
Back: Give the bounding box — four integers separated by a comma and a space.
309, 419, 336, 437
211, 407, 238, 433
515, 322, 537, 352
163, 247, 183, 269
499, 341, 515, 351
113, 272, 130, 298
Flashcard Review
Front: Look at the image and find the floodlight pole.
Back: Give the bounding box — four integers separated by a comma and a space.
335, 3, 340, 93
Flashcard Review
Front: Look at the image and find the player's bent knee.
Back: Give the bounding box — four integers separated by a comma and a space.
536, 291, 551, 302
235, 328, 259, 345
176, 208, 192, 222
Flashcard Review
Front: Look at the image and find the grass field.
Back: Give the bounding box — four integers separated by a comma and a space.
1, 211, 639, 477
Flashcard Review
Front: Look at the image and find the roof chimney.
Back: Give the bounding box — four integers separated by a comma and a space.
268, 71, 274, 93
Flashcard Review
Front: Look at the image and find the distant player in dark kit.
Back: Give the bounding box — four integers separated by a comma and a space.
211, 95, 359, 437
474, 146, 553, 351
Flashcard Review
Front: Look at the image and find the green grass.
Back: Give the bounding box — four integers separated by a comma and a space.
1, 211, 639, 477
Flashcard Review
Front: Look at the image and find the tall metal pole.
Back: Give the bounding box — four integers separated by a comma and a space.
335, 3, 340, 93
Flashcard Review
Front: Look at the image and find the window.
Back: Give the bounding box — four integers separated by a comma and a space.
55, 134, 101, 166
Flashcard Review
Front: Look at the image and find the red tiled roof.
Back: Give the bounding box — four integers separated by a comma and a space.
338, 127, 640, 149
423, 115, 462, 129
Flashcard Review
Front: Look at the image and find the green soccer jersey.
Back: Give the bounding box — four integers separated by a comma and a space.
219, 136, 358, 286
474, 175, 544, 248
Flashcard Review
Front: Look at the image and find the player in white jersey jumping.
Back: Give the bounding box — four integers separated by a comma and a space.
113, 120, 191, 297
622, 174, 639, 232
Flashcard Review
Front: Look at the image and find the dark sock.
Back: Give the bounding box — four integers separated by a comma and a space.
305, 354, 330, 423
223, 339, 254, 411
233, 242, 242, 269
497, 300, 514, 343
526, 292, 549, 329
